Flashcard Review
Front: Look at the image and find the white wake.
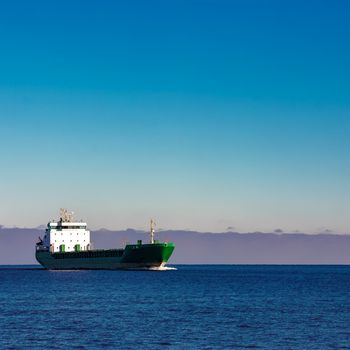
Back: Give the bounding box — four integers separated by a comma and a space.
148, 266, 177, 271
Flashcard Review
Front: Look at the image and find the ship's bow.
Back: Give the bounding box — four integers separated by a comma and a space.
121, 242, 175, 268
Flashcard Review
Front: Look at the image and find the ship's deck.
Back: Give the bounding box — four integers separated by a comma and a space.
51, 249, 125, 259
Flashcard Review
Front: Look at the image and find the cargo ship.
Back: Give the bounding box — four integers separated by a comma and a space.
35, 209, 175, 270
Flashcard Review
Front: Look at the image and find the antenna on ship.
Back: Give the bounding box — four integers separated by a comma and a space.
150, 219, 155, 244
60, 208, 74, 222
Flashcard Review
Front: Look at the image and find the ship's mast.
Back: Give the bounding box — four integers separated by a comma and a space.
150, 219, 155, 244
60, 208, 74, 222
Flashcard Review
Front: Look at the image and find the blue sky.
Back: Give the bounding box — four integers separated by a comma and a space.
0, 0, 349, 232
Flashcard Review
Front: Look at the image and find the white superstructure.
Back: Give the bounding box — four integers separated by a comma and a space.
41, 209, 91, 253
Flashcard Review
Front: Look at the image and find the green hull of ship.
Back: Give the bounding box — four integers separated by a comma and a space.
36, 243, 175, 270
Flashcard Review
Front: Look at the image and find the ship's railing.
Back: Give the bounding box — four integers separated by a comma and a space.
52, 249, 125, 259
36, 245, 49, 252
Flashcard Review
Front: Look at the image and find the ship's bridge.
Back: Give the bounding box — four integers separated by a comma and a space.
44, 220, 91, 253
48, 222, 87, 230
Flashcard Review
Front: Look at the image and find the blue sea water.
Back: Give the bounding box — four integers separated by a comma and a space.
0, 265, 350, 350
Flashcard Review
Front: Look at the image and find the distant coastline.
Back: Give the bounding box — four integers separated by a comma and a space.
1, 227, 350, 265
